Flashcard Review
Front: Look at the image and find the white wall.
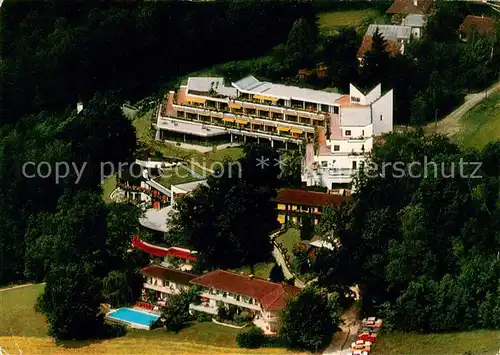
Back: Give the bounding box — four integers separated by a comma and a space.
364, 84, 381, 105
372, 89, 393, 136
349, 84, 367, 105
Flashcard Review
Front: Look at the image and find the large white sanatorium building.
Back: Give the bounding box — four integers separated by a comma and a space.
156, 76, 393, 188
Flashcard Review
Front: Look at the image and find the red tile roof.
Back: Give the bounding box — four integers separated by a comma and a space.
274, 188, 350, 208
190, 270, 301, 311
459, 15, 495, 38
386, 0, 433, 14
357, 35, 401, 58
140, 265, 197, 286
132, 236, 198, 261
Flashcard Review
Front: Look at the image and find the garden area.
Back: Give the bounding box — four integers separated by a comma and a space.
0, 284, 306, 354
317, 8, 381, 34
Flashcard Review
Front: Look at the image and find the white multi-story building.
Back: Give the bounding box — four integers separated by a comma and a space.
301, 84, 393, 189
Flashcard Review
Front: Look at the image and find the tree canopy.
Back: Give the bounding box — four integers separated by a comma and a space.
168, 144, 280, 269
314, 131, 500, 332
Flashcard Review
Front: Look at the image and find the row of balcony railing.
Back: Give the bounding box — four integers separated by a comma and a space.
174, 102, 325, 129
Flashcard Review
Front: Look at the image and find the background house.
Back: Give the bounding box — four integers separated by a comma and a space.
386, 0, 434, 15
274, 188, 350, 225
459, 15, 496, 41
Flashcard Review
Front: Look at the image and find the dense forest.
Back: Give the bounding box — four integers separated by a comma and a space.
0, 0, 314, 285
0, 0, 313, 124
315, 132, 500, 332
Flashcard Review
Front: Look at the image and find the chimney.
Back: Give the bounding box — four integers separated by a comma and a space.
249, 274, 254, 280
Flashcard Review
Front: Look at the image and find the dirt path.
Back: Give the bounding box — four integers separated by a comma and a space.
424, 81, 500, 137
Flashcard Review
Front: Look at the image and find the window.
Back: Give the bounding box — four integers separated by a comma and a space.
380, 115, 383, 121
362, 130, 364, 136
333, 145, 340, 151
345, 130, 352, 136
321, 161, 328, 167
321, 104, 329, 112
361, 145, 364, 151
351, 97, 360, 103
163, 280, 170, 287
352, 161, 357, 169
333, 106, 339, 114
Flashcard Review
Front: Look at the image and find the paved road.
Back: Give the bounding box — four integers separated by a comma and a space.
425, 81, 500, 137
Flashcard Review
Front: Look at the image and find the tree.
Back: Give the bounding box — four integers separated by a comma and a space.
270, 263, 285, 283
279, 150, 302, 188
236, 326, 265, 348
36, 263, 107, 340
285, 18, 319, 69
320, 131, 500, 332
359, 27, 391, 90
156, 288, 200, 332
300, 215, 314, 240
279, 286, 340, 352
322, 27, 359, 91
168, 144, 279, 269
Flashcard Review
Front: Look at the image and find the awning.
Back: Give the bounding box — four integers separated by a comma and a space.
291, 129, 303, 134
187, 96, 206, 104
211, 112, 223, 117
278, 126, 290, 131
312, 116, 325, 120
236, 119, 249, 125
254, 94, 279, 102
131, 236, 198, 261
263, 122, 275, 126
223, 117, 234, 122
229, 103, 242, 109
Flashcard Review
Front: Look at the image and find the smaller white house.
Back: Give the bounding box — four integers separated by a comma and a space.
401, 14, 427, 38
140, 265, 197, 305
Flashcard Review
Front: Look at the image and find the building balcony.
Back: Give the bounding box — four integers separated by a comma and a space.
143, 282, 179, 295
200, 292, 261, 311
189, 303, 218, 315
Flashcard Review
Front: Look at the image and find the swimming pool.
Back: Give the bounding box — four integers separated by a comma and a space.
106, 308, 159, 329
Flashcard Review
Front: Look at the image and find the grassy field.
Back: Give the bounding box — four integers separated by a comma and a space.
154, 165, 200, 189
0, 284, 306, 354
454, 91, 500, 149
101, 175, 117, 203
318, 9, 380, 34
232, 262, 275, 280
276, 228, 301, 260
132, 110, 244, 170
373, 330, 500, 354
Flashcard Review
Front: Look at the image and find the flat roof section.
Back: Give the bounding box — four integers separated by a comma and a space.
232, 75, 343, 106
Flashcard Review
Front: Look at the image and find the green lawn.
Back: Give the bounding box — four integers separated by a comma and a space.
318, 9, 380, 34
454, 91, 500, 149
154, 165, 200, 189
276, 228, 301, 259
373, 330, 500, 354
232, 262, 275, 280
132, 110, 244, 171
0, 283, 47, 337
0, 283, 300, 354
101, 175, 117, 204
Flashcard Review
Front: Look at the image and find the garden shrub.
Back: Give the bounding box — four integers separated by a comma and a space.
236, 326, 265, 348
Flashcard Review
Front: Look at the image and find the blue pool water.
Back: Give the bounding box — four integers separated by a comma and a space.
107, 308, 159, 327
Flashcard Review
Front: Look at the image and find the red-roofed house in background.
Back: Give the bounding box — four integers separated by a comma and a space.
459, 15, 496, 41
386, 0, 434, 15
274, 188, 350, 225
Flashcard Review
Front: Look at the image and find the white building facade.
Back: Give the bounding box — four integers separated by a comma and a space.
301, 84, 393, 189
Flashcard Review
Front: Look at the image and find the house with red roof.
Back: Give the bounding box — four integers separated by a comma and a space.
138, 266, 301, 333
459, 15, 496, 41
189, 270, 301, 333
274, 188, 350, 225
